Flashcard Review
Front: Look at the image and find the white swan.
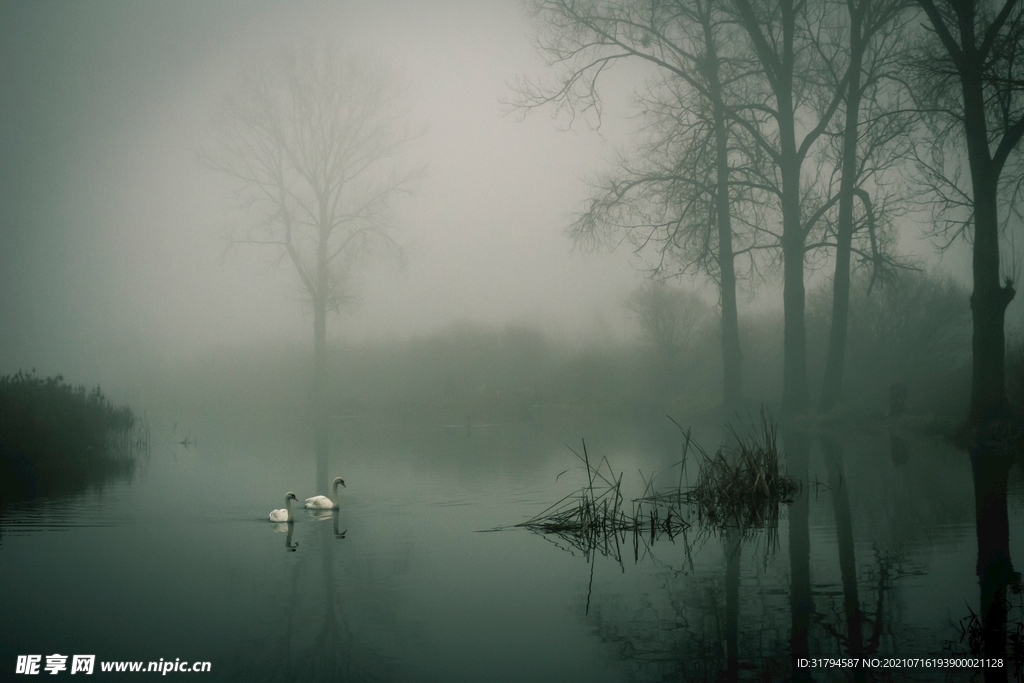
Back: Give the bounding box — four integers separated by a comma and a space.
304, 477, 346, 509
269, 492, 298, 522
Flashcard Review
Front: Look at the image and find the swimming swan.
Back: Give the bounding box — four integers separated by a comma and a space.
304, 477, 346, 509
269, 492, 298, 522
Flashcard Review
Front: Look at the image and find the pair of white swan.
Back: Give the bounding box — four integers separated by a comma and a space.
268, 477, 346, 522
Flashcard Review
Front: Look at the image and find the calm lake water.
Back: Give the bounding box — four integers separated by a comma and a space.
2, 415, 1022, 682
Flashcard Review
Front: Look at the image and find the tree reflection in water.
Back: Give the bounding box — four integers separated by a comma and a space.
787, 430, 813, 682
527, 429, 932, 682
963, 445, 1021, 683
234, 515, 404, 683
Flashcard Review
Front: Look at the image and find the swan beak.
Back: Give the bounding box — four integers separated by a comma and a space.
288, 493, 298, 500
340, 480, 346, 488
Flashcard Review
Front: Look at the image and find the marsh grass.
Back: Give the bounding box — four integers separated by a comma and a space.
518, 411, 798, 562
518, 439, 627, 534
0, 370, 149, 501
686, 412, 799, 531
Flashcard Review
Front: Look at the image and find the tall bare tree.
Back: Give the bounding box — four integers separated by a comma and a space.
911, 0, 1024, 427
515, 0, 760, 409
728, 0, 861, 414
207, 47, 421, 486
818, 0, 916, 411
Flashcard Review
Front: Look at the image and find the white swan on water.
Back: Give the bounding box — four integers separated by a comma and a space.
269, 492, 298, 522
304, 477, 346, 509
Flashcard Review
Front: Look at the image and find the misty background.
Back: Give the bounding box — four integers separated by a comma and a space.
0, 0, 988, 417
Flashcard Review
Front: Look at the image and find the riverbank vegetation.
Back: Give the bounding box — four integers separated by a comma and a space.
0, 371, 147, 502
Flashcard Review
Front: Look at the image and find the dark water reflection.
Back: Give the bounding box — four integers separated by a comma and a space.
1, 417, 1022, 682
970, 447, 1021, 683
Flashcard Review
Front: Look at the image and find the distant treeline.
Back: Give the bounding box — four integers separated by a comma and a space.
328, 271, 977, 420
151, 271, 991, 426
0, 371, 143, 501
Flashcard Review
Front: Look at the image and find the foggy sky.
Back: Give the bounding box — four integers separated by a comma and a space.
0, 0, 975, 389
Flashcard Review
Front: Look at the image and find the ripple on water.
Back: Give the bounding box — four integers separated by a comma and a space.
0, 485, 135, 535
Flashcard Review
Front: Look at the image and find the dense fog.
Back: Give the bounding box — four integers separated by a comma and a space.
0, 0, 1011, 420
1, 3, 629, 375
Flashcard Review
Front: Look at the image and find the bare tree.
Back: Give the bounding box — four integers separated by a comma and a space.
515, 0, 762, 409
206, 47, 421, 485
817, 0, 917, 411
518, 0, 922, 416
911, 0, 1024, 427
728, 0, 866, 414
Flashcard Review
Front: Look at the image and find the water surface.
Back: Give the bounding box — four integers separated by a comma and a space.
1, 417, 1021, 681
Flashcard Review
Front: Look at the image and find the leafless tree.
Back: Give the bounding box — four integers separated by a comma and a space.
727, 0, 872, 414
514, 0, 763, 409
910, 0, 1024, 426
206, 46, 421, 484
518, 0, 925, 415
817, 0, 918, 411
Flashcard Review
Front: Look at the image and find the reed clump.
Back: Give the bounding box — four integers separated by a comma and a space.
0, 370, 148, 501
688, 415, 799, 531
518, 440, 629, 535
517, 411, 797, 561
516, 440, 691, 561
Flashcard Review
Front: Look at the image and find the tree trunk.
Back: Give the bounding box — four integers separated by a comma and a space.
820, 9, 865, 413
776, 9, 811, 416
781, 171, 810, 415
706, 19, 743, 409
732, 0, 812, 415
967, 164, 1014, 425
312, 292, 329, 494
961, 46, 1015, 426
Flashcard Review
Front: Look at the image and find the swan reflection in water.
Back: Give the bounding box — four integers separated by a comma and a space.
305, 508, 347, 539
271, 521, 299, 551
333, 509, 346, 539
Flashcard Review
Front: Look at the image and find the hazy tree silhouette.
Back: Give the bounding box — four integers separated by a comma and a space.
817, 0, 917, 412
206, 46, 421, 488
514, 0, 768, 410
